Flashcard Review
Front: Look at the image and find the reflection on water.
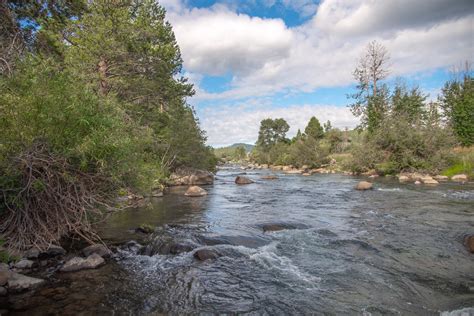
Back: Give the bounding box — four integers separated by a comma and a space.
6, 166, 474, 315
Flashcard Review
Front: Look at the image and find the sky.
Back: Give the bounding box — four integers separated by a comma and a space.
159, 0, 473, 147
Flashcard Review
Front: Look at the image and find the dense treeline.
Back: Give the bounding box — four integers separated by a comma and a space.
0, 0, 216, 250
252, 42, 473, 175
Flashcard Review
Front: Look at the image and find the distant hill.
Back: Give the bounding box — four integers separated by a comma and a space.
213, 143, 254, 160
224, 143, 254, 152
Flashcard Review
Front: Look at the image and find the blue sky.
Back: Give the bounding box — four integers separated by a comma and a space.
161, 0, 472, 147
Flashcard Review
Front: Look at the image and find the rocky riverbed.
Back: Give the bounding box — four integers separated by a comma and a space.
1, 165, 473, 315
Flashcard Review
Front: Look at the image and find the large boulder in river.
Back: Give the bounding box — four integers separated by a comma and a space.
261, 175, 278, 180
235, 176, 254, 185
168, 167, 214, 186
184, 186, 207, 197
355, 181, 373, 190
193, 249, 220, 261
60, 254, 105, 272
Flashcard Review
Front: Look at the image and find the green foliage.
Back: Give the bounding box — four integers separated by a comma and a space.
439, 74, 474, 146
0, 1, 216, 249
304, 116, 324, 140
256, 118, 290, 150
442, 147, 474, 178
349, 113, 455, 174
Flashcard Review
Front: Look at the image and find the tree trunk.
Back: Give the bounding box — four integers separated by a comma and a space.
98, 57, 108, 96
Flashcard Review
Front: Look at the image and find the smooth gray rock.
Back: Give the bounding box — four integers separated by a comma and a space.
7, 273, 44, 291
82, 244, 112, 258
60, 254, 104, 272
235, 176, 254, 185
15, 259, 34, 269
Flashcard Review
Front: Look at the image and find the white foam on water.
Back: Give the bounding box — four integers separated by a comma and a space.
377, 188, 403, 192
248, 242, 321, 285
440, 307, 474, 316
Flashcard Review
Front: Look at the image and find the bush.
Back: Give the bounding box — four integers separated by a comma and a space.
0, 58, 161, 249
349, 114, 456, 174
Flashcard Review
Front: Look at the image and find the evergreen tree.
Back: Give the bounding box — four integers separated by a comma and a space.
305, 117, 324, 140
439, 73, 474, 146
323, 120, 332, 133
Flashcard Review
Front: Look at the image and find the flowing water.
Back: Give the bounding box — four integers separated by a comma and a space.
6, 166, 474, 315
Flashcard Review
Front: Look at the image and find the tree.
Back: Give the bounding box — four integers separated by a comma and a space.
256, 118, 290, 150
305, 116, 324, 140
65, 0, 193, 111
323, 120, 332, 133
391, 84, 427, 123
438, 68, 474, 146
234, 146, 246, 160
350, 40, 391, 133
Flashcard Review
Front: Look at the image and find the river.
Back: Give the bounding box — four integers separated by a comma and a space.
7, 165, 474, 315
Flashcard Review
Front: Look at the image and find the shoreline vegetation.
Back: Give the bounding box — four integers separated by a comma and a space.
0, 0, 472, 304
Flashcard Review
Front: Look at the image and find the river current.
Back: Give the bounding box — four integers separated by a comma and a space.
7, 166, 474, 315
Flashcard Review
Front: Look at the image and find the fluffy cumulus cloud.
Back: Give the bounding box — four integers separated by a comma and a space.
199, 103, 358, 147
165, 0, 472, 97
169, 6, 293, 76
161, 0, 473, 145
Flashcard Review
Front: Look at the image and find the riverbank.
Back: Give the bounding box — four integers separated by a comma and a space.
1, 166, 473, 314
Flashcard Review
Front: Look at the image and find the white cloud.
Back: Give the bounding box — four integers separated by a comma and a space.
163, 0, 472, 102
199, 103, 358, 146
169, 6, 293, 76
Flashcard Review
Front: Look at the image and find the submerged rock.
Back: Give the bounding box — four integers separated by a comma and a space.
7, 272, 44, 291
82, 244, 112, 258
235, 176, 254, 185
261, 175, 278, 180
355, 181, 373, 190
135, 224, 154, 234
60, 254, 105, 272
184, 185, 207, 197
261, 223, 307, 232
194, 249, 220, 261
465, 235, 474, 253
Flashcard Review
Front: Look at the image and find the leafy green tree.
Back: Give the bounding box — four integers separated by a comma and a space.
256, 118, 290, 150
305, 116, 324, 140
439, 72, 474, 146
